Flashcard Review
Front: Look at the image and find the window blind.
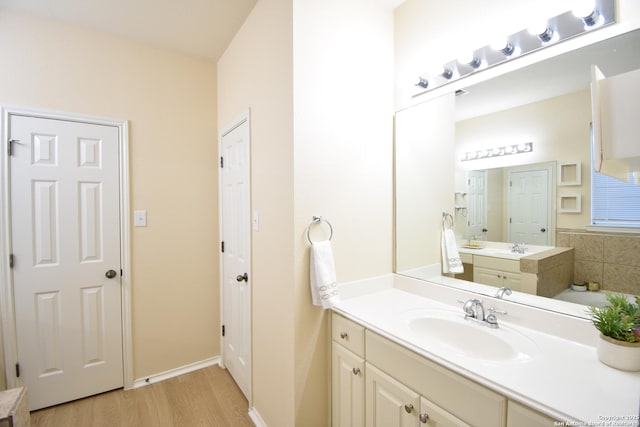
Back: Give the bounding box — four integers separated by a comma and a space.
591, 171, 640, 226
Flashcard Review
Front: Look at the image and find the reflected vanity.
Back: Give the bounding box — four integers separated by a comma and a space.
395, 29, 640, 318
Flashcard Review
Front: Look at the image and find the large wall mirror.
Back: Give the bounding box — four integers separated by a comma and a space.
395, 28, 640, 316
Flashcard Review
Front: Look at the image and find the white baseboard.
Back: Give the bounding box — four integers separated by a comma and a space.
130, 356, 221, 389
248, 407, 267, 427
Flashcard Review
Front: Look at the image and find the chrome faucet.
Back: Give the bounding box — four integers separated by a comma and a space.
460, 298, 506, 329
494, 287, 512, 299
510, 243, 527, 254
462, 298, 485, 321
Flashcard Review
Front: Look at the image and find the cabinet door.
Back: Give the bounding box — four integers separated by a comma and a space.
507, 401, 557, 427
332, 342, 365, 427
419, 396, 471, 427
366, 363, 420, 427
473, 267, 504, 287
502, 271, 522, 292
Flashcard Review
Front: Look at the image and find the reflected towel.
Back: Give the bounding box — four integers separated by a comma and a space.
310, 240, 340, 309
441, 229, 463, 274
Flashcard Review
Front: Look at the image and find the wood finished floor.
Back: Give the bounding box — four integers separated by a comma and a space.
29, 365, 254, 427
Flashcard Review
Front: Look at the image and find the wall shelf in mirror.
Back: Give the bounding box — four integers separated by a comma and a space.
558, 194, 582, 213
558, 161, 582, 186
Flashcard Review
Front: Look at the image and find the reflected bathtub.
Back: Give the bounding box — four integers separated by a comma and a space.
553, 288, 636, 308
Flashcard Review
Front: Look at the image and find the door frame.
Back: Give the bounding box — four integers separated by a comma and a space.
505, 162, 555, 245
218, 109, 252, 400
0, 105, 133, 390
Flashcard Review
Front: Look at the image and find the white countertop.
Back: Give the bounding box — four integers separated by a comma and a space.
333, 276, 640, 424
457, 241, 555, 260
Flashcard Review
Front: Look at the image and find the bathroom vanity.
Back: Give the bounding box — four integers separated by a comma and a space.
331, 275, 640, 427
458, 243, 574, 298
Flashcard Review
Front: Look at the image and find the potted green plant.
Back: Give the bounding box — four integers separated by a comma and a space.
588, 293, 640, 371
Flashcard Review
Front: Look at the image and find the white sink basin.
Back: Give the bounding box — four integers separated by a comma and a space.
403, 310, 538, 362
484, 250, 525, 259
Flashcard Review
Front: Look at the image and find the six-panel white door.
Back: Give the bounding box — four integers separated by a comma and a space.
9, 115, 123, 410
467, 170, 487, 240
220, 115, 251, 400
508, 168, 550, 245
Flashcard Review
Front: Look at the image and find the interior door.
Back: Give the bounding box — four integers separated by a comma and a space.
466, 170, 487, 240
9, 114, 123, 410
508, 168, 550, 245
220, 114, 251, 399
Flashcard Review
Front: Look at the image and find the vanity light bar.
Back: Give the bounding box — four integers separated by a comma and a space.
414, 0, 615, 96
462, 142, 533, 162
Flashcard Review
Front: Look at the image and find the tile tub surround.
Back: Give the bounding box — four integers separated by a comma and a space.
558, 231, 640, 295
334, 275, 640, 424
519, 247, 574, 298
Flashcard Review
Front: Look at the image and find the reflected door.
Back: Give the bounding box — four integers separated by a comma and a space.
10, 115, 123, 410
508, 168, 550, 245
467, 170, 487, 240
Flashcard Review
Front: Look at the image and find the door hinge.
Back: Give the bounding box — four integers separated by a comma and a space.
220, 156, 224, 168
222, 325, 225, 337
15, 363, 20, 378
7, 139, 19, 156
120, 269, 123, 276
221, 241, 225, 253
9, 254, 14, 269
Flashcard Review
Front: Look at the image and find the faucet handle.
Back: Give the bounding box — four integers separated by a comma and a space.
487, 307, 507, 315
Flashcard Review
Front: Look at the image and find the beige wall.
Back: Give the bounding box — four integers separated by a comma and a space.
456, 90, 593, 230
0, 10, 219, 382
217, 0, 296, 425
292, 1, 394, 425
218, 0, 393, 425
396, 94, 455, 272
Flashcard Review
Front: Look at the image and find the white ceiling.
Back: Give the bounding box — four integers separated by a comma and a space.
0, 0, 258, 61
0, 0, 407, 62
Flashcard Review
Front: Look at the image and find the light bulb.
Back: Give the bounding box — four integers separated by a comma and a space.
572, 0, 597, 18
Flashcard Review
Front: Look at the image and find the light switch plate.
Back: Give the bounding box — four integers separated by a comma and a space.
252, 211, 260, 231
134, 210, 147, 227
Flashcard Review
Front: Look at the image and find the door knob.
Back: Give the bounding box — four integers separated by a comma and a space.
105, 269, 117, 279
541, 228, 547, 232
236, 273, 248, 282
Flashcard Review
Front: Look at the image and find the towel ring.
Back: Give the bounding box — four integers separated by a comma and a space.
306, 216, 333, 244
442, 211, 454, 231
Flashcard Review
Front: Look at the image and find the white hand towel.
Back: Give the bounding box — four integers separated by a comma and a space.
441, 229, 464, 274
310, 240, 340, 309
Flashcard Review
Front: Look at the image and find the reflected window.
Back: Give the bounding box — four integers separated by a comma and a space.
591, 171, 640, 227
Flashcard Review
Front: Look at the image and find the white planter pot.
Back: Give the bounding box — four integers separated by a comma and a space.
597, 334, 640, 372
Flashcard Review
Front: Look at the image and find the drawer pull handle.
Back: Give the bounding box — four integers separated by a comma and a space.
352, 367, 361, 375
404, 404, 414, 414
420, 413, 429, 423
340, 332, 348, 339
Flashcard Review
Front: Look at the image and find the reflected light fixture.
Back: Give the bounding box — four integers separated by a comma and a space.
462, 142, 533, 161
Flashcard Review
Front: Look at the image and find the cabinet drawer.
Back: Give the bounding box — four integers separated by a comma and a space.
332, 313, 365, 357
366, 331, 506, 427
474, 255, 520, 273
